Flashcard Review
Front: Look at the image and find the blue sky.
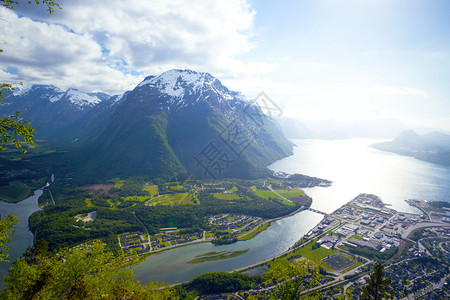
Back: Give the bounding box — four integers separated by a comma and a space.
1, 0, 449, 130
243, 0, 450, 129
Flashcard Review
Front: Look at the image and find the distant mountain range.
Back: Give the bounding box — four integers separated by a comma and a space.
370, 130, 450, 166
1, 70, 293, 182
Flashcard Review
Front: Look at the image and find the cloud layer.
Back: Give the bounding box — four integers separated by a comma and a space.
1, 0, 261, 94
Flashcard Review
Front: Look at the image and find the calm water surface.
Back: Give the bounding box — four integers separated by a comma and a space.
0, 190, 42, 286
270, 139, 450, 214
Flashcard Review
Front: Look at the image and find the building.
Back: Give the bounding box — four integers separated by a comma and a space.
342, 224, 359, 232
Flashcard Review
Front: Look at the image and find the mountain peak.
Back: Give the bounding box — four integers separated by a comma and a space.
15, 84, 65, 102
61, 88, 103, 108
137, 69, 218, 98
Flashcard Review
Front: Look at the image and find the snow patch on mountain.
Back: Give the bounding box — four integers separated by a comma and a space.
138, 69, 217, 98
15, 85, 65, 102
63, 88, 102, 108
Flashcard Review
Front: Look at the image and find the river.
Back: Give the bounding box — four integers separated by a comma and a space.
0, 189, 42, 287
1, 139, 450, 285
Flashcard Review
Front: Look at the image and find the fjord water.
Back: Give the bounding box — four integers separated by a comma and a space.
134, 139, 450, 284
270, 139, 450, 214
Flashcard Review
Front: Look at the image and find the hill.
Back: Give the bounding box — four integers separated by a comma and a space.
370, 130, 450, 166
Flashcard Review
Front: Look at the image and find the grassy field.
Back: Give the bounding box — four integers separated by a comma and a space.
85, 198, 94, 207
227, 186, 238, 193
275, 188, 306, 199
213, 193, 240, 200
112, 179, 125, 189
253, 189, 280, 200
147, 193, 193, 206
0, 182, 32, 203
347, 234, 363, 240
238, 222, 270, 241
122, 196, 151, 202
107, 199, 119, 209
168, 185, 183, 191
252, 189, 298, 206
187, 250, 249, 264
143, 184, 158, 196
295, 240, 338, 263
341, 261, 362, 273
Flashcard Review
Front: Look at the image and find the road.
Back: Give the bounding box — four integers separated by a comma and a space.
268, 185, 292, 203
400, 274, 449, 300
132, 211, 152, 251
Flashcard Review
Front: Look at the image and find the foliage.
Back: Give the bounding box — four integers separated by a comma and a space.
0, 181, 33, 202
341, 245, 398, 261
0, 214, 19, 262
1, 0, 61, 14
185, 272, 262, 294
267, 260, 322, 300
311, 242, 320, 250
0, 108, 36, 154
211, 233, 237, 245
238, 222, 270, 241
360, 264, 394, 300
1, 240, 174, 299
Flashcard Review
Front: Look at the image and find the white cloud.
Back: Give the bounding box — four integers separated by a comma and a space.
0, 1, 262, 94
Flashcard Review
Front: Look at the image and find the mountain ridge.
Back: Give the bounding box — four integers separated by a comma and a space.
2, 69, 293, 182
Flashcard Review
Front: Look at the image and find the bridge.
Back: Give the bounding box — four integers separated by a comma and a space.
306, 207, 327, 215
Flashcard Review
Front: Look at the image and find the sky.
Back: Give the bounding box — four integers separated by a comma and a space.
1, 0, 449, 130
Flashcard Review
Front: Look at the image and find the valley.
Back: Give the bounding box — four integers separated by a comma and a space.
19, 172, 329, 253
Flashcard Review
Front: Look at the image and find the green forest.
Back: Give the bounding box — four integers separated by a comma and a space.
28, 177, 307, 251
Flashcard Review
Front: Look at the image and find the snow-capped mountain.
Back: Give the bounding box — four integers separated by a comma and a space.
2, 69, 292, 181
77, 69, 293, 180
137, 69, 232, 99
14, 84, 65, 103
133, 69, 242, 113
12, 85, 105, 109
59, 88, 103, 109
1, 85, 111, 139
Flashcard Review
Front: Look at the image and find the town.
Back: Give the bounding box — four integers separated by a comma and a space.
198, 194, 450, 299
118, 213, 265, 253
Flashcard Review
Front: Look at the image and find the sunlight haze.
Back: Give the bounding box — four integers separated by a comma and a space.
1, 0, 449, 130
